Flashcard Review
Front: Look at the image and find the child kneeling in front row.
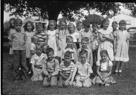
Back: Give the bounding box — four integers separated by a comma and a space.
30, 46, 47, 81
58, 51, 75, 87
42, 48, 59, 87
70, 49, 93, 87
93, 50, 116, 86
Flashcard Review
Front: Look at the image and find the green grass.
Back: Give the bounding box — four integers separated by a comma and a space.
2, 47, 136, 95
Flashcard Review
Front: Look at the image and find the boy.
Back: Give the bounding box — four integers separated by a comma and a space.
31, 46, 47, 81
58, 51, 75, 87
70, 50, 93, 87
8, 18, 28, 80
77, 37, 93, 67
62, 35, 78, 63
43, 48, 59, 87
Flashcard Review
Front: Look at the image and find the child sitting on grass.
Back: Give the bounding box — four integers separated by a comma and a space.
58, 51, 75, 87
70, 49, 93, 87
93, 50, 116, 86
30, 46, 47, 81
42, 48, 59, 87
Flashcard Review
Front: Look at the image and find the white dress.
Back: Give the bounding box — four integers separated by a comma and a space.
25, 31, 35, 58
47, 30, 58, 56
97, 29, 114, 61
57, 29, 68, 57
114, 30, 130, 62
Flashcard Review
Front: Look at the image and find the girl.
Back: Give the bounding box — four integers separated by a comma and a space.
112, 21, 118, 32
70, 49, 93, 87
8, 18, 16, 55
67, 22, 80, 50
114, 20, 130, 75
31, 46, 47, 81
58, 51, 75, 87
43, 48, 59, 87
81, 20, 93, 50
93, 50, 116, 86
97, 19, 114, 62
47, 20, 60, 56
24, 21, 35, 74
57, 20, 69, 58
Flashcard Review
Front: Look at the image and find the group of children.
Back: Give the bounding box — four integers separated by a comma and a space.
7, 17, 130, 87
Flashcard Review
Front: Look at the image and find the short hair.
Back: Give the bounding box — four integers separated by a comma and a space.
100, 50, 109, 57
9, 18, 16, 23
23, 21, 35, 31
36, 22, 43, 28
15, 18, 23, 25
79, 49, 88, 57
92, 23, 98, 28
36, 45, 42, 51
46, 47, 54, 55
112, 21, 118, 25
119, 20, 126, 25
81, 37, 89, 43
68, 22, 76, 28
64, 51, 72, 58
66, 35, 73, 42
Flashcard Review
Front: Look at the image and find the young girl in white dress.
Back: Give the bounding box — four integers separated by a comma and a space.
97, 19, 114, 61
47, 20, 60, 57
93, 50, 116, 86
57, 20, 69, 58
24, 21, 35, 73
114, 20, 130, 75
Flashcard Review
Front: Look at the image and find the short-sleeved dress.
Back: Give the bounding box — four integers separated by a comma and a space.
97, 29, 114, 61
114, 30, 130, 62
25, 31, 35, 58
47, 30, 58, 56
93, 60, 116, 84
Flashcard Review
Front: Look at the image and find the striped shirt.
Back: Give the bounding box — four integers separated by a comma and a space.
59, 61, 75, 77
34, 31, 48, 43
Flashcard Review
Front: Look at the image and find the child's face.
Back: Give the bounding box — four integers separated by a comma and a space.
68, 24, 75, 33
48, 51, 54, 60
15, 22, 22, 32
77, 23, 82, 30
36, 48, 42, 56
81, 40, 88, 49
60, 22, 66, 30
36, 24, 43, 32
27, 23, 32, 31
64, 56, 71, 63
49, 22, 55, 30
66, 39, 73, 47
80, 54, 87, 64
119, 24, 126, 30
101, 53, 107, 61
103, 21, 109, 30
112, 23, 117, 30
85, 26, 90, 32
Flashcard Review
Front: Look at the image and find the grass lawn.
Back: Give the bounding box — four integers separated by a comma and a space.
2, 47, 136, 95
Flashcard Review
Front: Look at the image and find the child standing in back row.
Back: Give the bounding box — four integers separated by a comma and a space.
8, 18, 28, 80
114, 20, 130, 76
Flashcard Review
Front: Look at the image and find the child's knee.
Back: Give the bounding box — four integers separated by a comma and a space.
43, 77, 50, 86
50, 76, 58, 86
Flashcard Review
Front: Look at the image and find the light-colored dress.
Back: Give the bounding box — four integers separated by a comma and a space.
57, 29, 69, 57
93, 60, 116, 85
97, 29, 114, 61
47, 30, 58, 56
114, 30, 130, 62
25, 31, 35, 58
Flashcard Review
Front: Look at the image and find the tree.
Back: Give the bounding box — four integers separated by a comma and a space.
4, 0, 121, 21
